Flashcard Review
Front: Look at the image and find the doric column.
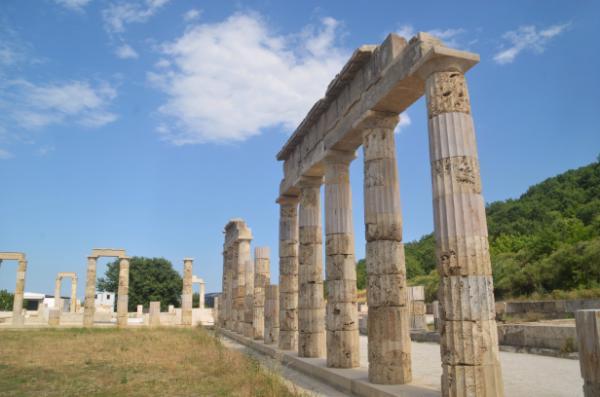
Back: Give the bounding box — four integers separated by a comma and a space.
424, 68, 503, 396
117, 257, 130, 328
232, 242, 244, 333
298, 176, 326, 358
70, 277, 77, 313
199, 281, 205, 309
362, 112, 411, 384
12, 259, 26, 326
253, 247, 270, 340
576, 309, 600, 397
324, 151, 359, 368
83, 256, 97, 327
54, 276, 62, 310
265, 284, 280, 344
182, 258, 194, 326
214, 296, 220, 326
243, 243, 254, 338
221, 246, 231, 328
278, 195, 300, 350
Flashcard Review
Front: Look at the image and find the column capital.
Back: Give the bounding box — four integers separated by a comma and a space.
119, 256, 131, 261
323, 150, 357, 166
87, 256, 98, 260
183, 257, 194, 262
297, 175, 323, 188
361, 111, 400, 131
277, 194, 300, 205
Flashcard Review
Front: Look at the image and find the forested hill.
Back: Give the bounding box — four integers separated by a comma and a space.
403, 159, 600, 300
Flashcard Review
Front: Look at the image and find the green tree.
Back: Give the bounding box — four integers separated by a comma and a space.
0, 289, 14, 311
97, 257, 182, 311
356, 259, 367, 290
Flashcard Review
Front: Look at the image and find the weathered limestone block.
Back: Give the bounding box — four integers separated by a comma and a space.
48, 308, 60, 327
362, 113, 411, 384
149, 301, 161, 327
181, 258, 193, 326
83, 256, 97, 327
279, 195, 300, 351
408, 286, 427, 330
117, 257, 130, 328
425, 68, 503, 396
265, 285, 280, 344
575, 309, 600, 397
137, 305, 143, 318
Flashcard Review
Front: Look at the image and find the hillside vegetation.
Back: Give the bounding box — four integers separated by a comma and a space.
373, 160, 600, 301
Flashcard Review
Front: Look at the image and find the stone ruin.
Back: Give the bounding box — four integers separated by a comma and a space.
0, 252, 27, 326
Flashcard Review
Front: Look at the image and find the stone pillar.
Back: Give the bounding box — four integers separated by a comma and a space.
362, 113, 411, 384
265, 284, 280, 344
83, 256, 97, 327
224, 247, 234, 329
298, 176, 325, 358
70, 277, 77, 313
12, 259, 26, 326
48, 309, 60, 327
278, 195, 300, 351
149, 301, 161, 327
408, 286, 427, 330
137, 304, 143, 318
199, 281, 205, 309
243, 243, 254, 338
214, 296, 220, 326
424, 69, 503, 396
433, 300, 441, 332
253, 247, 270, 340
576, 310, 600, 397
233, 242, 245, 333
182, 258, 193, 326
117, 257, 130, 328
324, 151, 359, 368
54, 276, 62, 310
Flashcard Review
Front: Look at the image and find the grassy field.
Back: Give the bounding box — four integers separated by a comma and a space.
0, 327, 300, 397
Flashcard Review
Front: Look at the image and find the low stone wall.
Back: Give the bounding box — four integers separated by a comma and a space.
496, 299, 600, 318
497, 321, 577, 352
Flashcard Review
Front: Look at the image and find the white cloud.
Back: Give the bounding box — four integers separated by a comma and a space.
183, 9, 201, 22
394, 112, 411, 134
102, 0, 171, 33
396, 24, 465, 48
54, 0, 92, 11
149, 13, 347, 144
0, 79, 118, 131
115, 43, 139, 59
0, 148, 13, 159
493, 23, 570, 64
37, 145, 55, 156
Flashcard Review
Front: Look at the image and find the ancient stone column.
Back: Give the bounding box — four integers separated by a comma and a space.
12, 259, 26, 326
253, 247, 270, 340
408, 286, 427, 330
117, 257, 130, 328
233, 242, 245, 333
137, 304, 143, 318
83, 256, 97, 327
362, 113, 411, 384
225, 247, 234, 329
70, 277, 77, 313
199, 281, 205, 309
576, 310, 600, 397
324, 151, 360, 368
433, 300, 441, 332
243, 243, 254, 338
214, 296, 220, 326
149, 301, 161, 327
182, 258, 193, 326
278, 195, 300, 351
54, 276, 62, 311
265, 284, 280, 344
424, 69, 503, 396
298, 176, 326, 358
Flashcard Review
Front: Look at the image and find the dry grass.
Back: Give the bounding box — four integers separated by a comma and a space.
0, 327, 300, 397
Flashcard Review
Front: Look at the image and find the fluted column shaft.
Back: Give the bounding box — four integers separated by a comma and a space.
253, 247, 270, 339
222, 247, 233, 329
278, 195, 300, 350
54, 277, 62, 310
12, 260, 26, 326
182, 258, 193, 326
243, 242, 255, 338
363, 113, 412, 384
83, 256, 97, 327
425, 69, 503, 397
238, 239, 252, 335
117, 257, 130, 328
265, 284, 280, 344
70, 277, 77, 313
324, 152, 359, 368
298, 177, 326, 358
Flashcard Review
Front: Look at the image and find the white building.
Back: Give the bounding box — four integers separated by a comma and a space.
95, 291, 115, 313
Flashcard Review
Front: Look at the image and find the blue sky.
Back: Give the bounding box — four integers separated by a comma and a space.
1, 0, 598, 299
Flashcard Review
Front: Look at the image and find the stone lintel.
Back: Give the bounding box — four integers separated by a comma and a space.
0, 252, 26, 261
91, 248, 127, 258
57, 272, 77, 280
192, 276, 204, 284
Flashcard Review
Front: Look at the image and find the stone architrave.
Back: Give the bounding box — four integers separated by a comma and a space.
117, 257, 130, 328
324, 151, 360, 368
265, 284, 280, 344
576, 310, 600, 397
182, 258, 194, 326
423, 67, 504, 396
298, 176, 326, 358
362, 113, 412, 384
0, 253, 28, 326
149, 301, 161, 327
278, 195, 300, 351
253, 247, 270, 340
